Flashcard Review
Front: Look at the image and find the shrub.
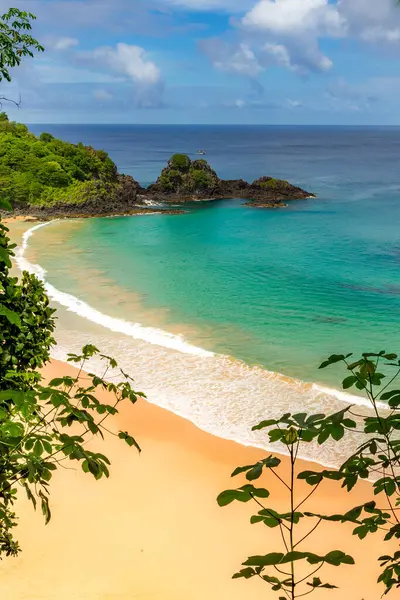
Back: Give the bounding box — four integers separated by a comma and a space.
0, 209, 142, 559
36, 161, 71, 188
169, 153, 191, 172
191, 169, 213, 190
0, 121, 119, 206
39, 132, 54, 143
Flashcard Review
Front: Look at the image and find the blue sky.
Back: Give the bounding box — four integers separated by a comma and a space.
3, 0, 400, 124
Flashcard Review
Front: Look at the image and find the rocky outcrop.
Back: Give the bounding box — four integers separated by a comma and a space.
7, 174, 183, 220
4, 153, 314, 220
139, 154, 314, 209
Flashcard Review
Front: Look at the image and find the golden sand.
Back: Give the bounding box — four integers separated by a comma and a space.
0, 359, 391, 600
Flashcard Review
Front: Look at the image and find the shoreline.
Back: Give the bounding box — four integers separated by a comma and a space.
8, 218, 383, 470
1, 221, 395, 598
1, 206, 187, 223
0, 357, 388, 599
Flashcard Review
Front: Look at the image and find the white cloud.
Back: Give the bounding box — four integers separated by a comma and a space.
215, 43, 262, 76
90, 43, 161, 86
338, 0, 400, 44
242, 0, 344, 36
200, 39, 262, 77
83, 43, 163, 107
52, 37, 79, 51
264, 43, 293, 69
238, 0, 400, 77
241, 0, 344, 74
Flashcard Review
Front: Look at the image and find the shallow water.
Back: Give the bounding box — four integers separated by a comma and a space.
21, 124, 400, 465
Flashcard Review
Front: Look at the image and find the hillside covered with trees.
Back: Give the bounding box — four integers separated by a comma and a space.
0, 113, 143, 215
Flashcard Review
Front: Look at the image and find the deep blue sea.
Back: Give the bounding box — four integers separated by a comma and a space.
21, 124, 400, 465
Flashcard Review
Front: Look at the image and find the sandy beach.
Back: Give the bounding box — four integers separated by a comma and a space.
0, 358, 391, 600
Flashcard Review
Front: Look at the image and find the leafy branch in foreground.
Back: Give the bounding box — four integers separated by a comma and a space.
0, 8, 143, 562
0, 218, 143, 558
0, 8, 44, 84
0, 344, 144, 558
218, 410, 356, 599
316, 351, 400, 595
218, 351, 400, 597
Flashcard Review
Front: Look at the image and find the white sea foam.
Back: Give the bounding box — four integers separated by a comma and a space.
16, 222, 214, 358
16, 221, 384, 468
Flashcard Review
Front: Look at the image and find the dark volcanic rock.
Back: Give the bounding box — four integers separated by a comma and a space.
8, 174, 184, 220
138, 154, 314, 209
8, 152, 314, 220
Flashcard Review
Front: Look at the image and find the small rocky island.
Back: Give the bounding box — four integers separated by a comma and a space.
0, 116, 314, 220
140, 153, 314, 209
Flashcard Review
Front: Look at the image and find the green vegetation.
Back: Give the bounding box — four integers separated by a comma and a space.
0, 8, 44, 84
258, 177, 290, 190
0, 114, 118, 207
0, 8, 142, 560
0, 180, 143, 560
169, 153, 191, 172
219, 351, 400, 597
154, 154, 218, 193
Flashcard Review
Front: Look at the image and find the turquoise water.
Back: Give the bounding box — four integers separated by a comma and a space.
26, 125, 400, 387
19, 125, 400, 464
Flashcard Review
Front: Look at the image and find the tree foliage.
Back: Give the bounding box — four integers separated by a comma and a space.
0, 219, 144, 558
219, 351, 400, 598
169, 153, 191, 172
0, 5, 144, 563
0, 117, 118, 206
153, 154, 218, 193
0, 8, 44, 83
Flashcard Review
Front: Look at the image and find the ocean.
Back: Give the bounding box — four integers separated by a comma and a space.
20, 124, 400, 466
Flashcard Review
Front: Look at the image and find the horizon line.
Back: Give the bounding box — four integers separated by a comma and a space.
25, 122, 400, 128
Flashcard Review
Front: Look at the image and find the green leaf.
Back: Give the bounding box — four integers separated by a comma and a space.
319, 354, 351, 369
232, 455, 282, 480
331, 424, 345, 441
252, 419, 276, 431
307, 577, 338, 589
0, 246, 11, 267
231, 464, 255, 477
298, 471, 323, 486
269, 429, 283, 443
344, 505, 363, 521
0, 304, 21, 327
251, 508, 281, 528
244, 553, 284, 567
39, 491, 51, 525
49, 378, 66, 387
324, 550, 355, 566
232, 568, 256, 579
342, 375, 357, 389
246, 463, 263, 481
33, 439, 43, 457
118, 431, 141, 453
217, 485, 269, 507
264, 456, 281, 468
6, 422, 24, 437
281, 551, 314, 564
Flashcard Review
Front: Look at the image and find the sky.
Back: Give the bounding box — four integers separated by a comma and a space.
2, 0, 400, 124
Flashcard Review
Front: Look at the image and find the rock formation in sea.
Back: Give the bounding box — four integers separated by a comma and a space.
0, 116, 314, 219
139, 154, 314, 209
